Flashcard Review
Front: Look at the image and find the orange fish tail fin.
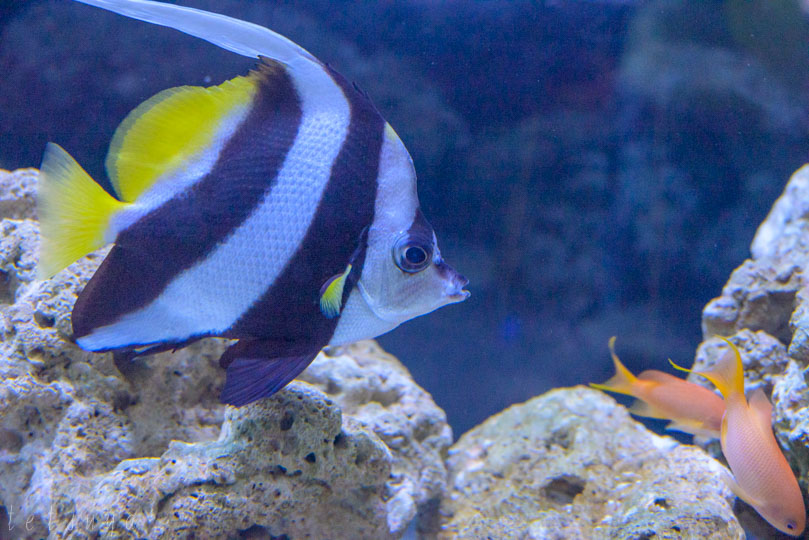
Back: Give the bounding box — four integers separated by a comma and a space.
694, 337, 745, 400
590, 337, 638, 396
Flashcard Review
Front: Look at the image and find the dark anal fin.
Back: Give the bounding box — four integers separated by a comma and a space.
219, 340, 321, 407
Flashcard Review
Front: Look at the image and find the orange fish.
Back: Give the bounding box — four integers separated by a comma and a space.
591, 337, 724, 438
687, 338, 806, 537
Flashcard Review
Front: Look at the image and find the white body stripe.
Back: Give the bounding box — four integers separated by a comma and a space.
78, 67, 351, 350
328, 287, 400, 347
107, 104, 252, 239
329, 127, 418, 345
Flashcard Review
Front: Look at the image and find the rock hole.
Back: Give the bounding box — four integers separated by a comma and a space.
333, 432, 347, 449
354, 449, 369, 466
369, 388, 400, 407
546, 428, 573, 450
326, 380, 341, 394
413, 420, 434, 443
0, 270, 13, 304
112, 390, 133, 412
239, 524, 281, 539
0, 428, 23, 453
632, 532, 656, 540
670, 526, 680, 532
304, 452, 316, 463
653, 497, 669, 509
33, 310, 55, 328
541, 475, 585, 505
280, 412, 294, 431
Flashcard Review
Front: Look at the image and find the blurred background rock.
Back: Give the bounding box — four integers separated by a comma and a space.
1, 0, 807, 436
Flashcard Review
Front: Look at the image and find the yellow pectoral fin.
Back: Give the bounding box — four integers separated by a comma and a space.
37, 143, 127, 279
106, 74, 257, 202
319, 264, 352, 319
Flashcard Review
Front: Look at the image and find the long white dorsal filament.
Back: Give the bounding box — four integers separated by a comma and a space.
73, 0, 318, 65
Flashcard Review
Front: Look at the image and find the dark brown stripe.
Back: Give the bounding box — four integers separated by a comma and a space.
73, 60, 302, 342
225, 66, 385, 346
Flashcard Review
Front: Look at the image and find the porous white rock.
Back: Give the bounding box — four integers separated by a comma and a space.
437, 387, 743, 539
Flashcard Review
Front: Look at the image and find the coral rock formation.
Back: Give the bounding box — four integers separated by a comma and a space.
698, 163, 809, 534
703, 165, 809, 343
437, 387, 743, 539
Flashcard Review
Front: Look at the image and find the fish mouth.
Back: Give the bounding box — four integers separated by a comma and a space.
448, 289, 471, 303
446, 269, 470, 303
434, 259, 470, 303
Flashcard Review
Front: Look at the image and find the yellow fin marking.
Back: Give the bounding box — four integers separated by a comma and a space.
690, 338, 744, 399
320, 264, 352, 319
106, 74, 257, 202
37, 143, 127, 279
669, 358, 692, 373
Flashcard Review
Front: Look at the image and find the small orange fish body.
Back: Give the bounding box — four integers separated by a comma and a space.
695, 339, 806, 537
591, 337, 725, 438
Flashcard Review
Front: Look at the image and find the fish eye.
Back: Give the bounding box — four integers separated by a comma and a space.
787, 520, 797, 530
405, 246, 427, 265
393, 234, 432, 273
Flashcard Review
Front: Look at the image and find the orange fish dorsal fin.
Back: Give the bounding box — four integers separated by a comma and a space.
590, 337, 640, 396
105, 70, 259, 202
692, 338, 745, 400
748, 388, 774, 435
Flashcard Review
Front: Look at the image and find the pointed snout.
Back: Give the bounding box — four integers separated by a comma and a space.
436, 260, 470, 303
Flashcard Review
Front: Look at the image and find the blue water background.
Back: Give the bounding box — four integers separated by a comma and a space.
1, 0, 807, 438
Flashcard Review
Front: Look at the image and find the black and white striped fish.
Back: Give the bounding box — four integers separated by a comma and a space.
37, 0, 469, 406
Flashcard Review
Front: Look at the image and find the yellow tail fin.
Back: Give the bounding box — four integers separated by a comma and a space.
681, 337, 744, 400
698, 337, 745, 399
37, 143, 127, 279
590, 336, 639, 396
